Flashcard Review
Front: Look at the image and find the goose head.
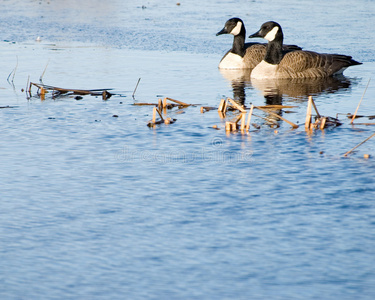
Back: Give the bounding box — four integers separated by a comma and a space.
249, 21, 283, 42
216, 18, 245, 37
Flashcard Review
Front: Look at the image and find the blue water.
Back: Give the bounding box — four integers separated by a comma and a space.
1, 0, 375, 299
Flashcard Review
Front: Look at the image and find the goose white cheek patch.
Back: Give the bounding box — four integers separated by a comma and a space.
264, 26, 279, 41
230, 21, 242, 36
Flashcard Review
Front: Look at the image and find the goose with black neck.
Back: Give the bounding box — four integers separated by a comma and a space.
248, 21, 362, 79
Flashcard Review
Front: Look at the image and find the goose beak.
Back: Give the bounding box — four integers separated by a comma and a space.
248, 30, 262, 38
216, 27, 228, 36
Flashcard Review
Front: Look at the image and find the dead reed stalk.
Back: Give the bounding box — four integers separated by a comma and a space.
39, 59, 50, 83
7, 56, 18, 84
255, 106, 298, 129
132, 78, 141, 98
246, 104, 254, 130
305, 96, 313, 129
165, 97, 190, 106
343, 131, 375, 157
218, 99, 226, 112
240, 113, 246, 131
351, 78, 371, 124
227, 98, 246, 113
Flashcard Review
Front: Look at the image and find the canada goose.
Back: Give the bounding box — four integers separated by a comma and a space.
216, 18, 302, 69
248, 21, 362, 79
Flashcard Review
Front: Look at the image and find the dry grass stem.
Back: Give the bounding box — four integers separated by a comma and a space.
166, 97, 190, 106
255, 106, 299, 129
200, 106, 216, 113
218, 99, 225, 112
246, 104, 254, 130
256, 105, 297, 109
7, 56, 18, 84
227, 98, 246, 113
240, 113, 246, 131
39, 59, 50, 83
132, 78, 141, 98
305, 96, 313, 129
351, 78, 371, 124
311, 97, 321, 118
343, 131, 375, 157
320, 117, 327, 130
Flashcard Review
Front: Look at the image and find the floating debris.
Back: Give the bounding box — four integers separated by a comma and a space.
305, 96, 341, 130
164, 97, 192, 107
136, 97, 195, 109
227, 98, 246, 113
200, 106, 216, 113
28, 82, 113, 100
346, 113, 375, 120
146, 99, 181, 127
218, 97, 297, 131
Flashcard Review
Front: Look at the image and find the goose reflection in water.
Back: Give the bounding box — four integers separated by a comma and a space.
219, 68, 353, 106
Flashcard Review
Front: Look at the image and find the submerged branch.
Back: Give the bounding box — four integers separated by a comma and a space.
29, 82, 113, 100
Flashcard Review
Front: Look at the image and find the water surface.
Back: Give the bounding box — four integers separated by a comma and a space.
1, 1, 375, 299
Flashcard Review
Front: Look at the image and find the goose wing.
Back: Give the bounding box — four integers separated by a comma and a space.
243, 43, 267, 68
282, 44, 303, 52
280, 51, 362, 78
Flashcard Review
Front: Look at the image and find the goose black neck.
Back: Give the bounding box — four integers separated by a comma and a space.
264, 35, 284, 65
231, 26, 246, 57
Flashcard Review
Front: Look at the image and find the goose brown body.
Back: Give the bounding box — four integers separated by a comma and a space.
219, 43, 267, 69
249, 21, 362, 79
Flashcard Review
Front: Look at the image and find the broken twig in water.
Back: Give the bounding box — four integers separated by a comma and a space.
218, 99, 226, 113
351, 123, 375, 126
133, 102, 159, 106
256, 105, 297, 109
40, 87, 46, 101
225, 121, 237, 132
165, 97, 191, 106
156, 107, 164, 120
26, 75, 30, 97
343, 131, 375, 157
351, 78, 371, 124
311, 96, 321, 118
7, 56, 18, 84
304, 96, 340, 130
227, 98, 246, 113
240, 113, 246, 131
132, 78, 141, 98
320, 117, 327, 130
305, 96, 313, 129
246, 104, 254, 130
29, 82, 113, 100
255, 106, 298, 129
147, 103, 177, 127
39, 59, 50, 83
200, 106, 216, 113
